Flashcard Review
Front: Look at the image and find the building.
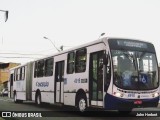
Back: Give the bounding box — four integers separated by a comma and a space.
0, 63, 20, 89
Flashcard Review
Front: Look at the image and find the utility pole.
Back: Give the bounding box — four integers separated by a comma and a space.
43, 37, 60, 52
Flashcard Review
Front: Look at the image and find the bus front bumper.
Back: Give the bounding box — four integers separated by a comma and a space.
104, 93, 159, 110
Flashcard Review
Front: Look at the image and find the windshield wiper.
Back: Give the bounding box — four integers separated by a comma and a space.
133, 58, 137, 70
122, 52, 137, 70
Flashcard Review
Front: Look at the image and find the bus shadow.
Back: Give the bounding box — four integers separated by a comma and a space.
15, 101, 135, 117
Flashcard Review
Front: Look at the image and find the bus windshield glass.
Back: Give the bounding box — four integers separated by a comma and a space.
111, 50, 158, 90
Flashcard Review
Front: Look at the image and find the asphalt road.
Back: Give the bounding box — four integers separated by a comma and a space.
0, 96, 159, 120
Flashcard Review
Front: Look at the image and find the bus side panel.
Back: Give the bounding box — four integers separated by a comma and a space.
11, 66, 25, 101
8, 70, 14, 98
15, 77, 26, 100
32, 61, 55, 104
64, 93, 76, 105
64, 43, 105, 107
16, 91, 26, 100
64, 73, 88, 106
64, 59, 88, 106
39, 76, 54, 103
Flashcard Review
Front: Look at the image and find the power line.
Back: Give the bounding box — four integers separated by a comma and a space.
0, 56, 39, 59
35, 48, 55, 53
0, 52, 47, 56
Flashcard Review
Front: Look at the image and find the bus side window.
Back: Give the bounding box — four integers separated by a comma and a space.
20, 67, 25, 80
10, 74, 13, 86
37, 60, 44, 77
75, 48, 87, 73
21, 66, 25, 80
17, 68, 20, 81
67, 52, 75, 74
20, 67, 22, 80
14, 70, 16, 81
45, 58, 53, 76
34, 62, 37, 78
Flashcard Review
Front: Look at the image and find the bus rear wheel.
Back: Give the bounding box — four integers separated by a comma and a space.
14, 93, 17, 103
14, 93, 22, 103
35, 93, 41, 106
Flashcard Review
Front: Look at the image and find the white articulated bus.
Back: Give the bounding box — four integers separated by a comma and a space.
8, 37, 160, 112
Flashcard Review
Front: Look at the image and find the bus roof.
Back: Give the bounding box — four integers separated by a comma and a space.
33, 37, 108, 62
10, 37, 154, 69
35, 37, 153, 60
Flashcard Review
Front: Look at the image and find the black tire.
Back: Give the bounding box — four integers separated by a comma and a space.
77, 95, 87, 112
14, 93, 22, 103
14, 93, 18, 103
35, 93, 41, 106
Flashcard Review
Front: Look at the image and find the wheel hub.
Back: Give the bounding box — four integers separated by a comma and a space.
79, 99, 86, 112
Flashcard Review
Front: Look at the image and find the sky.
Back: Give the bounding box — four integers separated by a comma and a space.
0, 0, 160, 64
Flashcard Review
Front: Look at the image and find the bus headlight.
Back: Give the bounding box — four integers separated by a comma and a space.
114, 92, 123, 97
152, 93, 159, 97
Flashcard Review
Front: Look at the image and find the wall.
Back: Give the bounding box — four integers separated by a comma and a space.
0, 63, 20, 90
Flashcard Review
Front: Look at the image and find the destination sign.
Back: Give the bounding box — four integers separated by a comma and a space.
117, 40, 148, 48
108, 39, 155, 53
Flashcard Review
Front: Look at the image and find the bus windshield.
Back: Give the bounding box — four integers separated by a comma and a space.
111, 50, 159, 90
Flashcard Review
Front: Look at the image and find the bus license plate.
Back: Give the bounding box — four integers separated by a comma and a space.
134, 100, 142, 105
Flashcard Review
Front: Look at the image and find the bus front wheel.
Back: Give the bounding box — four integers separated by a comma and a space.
77, 95, 87, 112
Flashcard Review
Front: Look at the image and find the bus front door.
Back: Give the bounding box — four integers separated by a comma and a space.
55, 61, 64, 103
89, 51, 103, 107
9, 74, 14, 98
